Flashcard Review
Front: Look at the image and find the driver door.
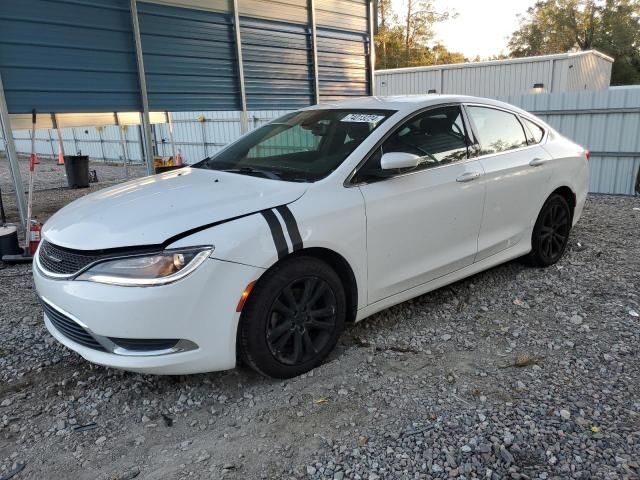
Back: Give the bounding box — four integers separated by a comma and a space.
355, 105, 486, 304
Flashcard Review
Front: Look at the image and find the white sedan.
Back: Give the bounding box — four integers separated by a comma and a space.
34, 95, 588, 378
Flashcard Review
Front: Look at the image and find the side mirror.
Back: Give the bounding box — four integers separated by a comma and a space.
380, 152, 421, 170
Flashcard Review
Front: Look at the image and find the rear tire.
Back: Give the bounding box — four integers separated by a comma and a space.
238, 256, 346, 378
525, 193, 572, 267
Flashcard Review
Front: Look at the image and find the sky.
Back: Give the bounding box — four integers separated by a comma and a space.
391, 0, 537, 60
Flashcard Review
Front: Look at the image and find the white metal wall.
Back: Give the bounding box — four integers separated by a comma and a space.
5, 110, 288, 166
500, 88, 640, 195
3, 88, 639, 196
375, 51, 613, 97
12, 124, 145, 163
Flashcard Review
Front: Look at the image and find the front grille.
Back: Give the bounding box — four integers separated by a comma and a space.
109, 338, 179, 352
41, 300, 106, 351
38, 240, 102, 276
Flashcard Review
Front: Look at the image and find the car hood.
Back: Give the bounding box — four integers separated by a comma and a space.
43, 168, 308, 250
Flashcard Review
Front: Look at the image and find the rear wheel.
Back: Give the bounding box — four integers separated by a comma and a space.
238, 256, 346, 378
525, 193, 572, 267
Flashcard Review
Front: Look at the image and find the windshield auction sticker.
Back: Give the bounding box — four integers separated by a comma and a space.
341, 113, 386, 123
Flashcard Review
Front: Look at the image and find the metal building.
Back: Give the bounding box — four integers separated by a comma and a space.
0, 0, 375, 225
375, 50, 613, 97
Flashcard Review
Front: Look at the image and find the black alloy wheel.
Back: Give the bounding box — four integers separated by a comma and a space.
540, 202, 570, 259
266, 277, 337, 366
238, 256, 346, 378
526, 193, 572, 267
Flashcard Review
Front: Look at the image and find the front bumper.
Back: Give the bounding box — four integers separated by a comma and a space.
34, 256, 263, 375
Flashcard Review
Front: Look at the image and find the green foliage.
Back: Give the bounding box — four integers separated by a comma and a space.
375, 0, 466, 70
508, 0, 640, 85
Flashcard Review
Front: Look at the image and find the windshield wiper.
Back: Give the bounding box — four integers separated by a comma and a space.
222, 167, 283, 180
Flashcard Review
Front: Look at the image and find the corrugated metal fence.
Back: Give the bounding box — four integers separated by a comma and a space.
5, 110, 286, 165
3, 88, 640, 195
500, 87, 640, 195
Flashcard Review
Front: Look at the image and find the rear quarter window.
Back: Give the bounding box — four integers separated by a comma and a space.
521, 117, 545, 144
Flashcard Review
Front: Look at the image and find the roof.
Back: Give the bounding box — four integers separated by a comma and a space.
375, 50, 614, 76
308, 94, 533, 116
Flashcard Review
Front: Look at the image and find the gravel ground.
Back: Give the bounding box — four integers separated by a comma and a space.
1, 157, 639, 480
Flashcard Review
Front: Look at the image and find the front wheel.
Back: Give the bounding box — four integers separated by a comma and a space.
238, 256, 346, 378
525, 193, 572, 267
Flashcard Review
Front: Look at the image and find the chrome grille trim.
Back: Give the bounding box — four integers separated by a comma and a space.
37, 240, 102, 278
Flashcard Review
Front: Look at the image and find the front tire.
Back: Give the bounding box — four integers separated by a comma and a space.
238, 256, 346, 378
525, 193, 572, 267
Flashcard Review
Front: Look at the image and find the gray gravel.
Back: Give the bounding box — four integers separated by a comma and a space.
1, 157, 639, 479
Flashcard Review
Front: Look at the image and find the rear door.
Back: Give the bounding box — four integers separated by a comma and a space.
354, 105, 486, 304
465, 105, 553, 261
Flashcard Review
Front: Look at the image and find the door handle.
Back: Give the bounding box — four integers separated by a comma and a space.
529, 158, 546, 167
456, 171, 482, 183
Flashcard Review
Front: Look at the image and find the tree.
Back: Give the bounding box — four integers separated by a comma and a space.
376, 0, 396, 67
404, 1, 453, 63
508, 0, 640, 85
375, 0, 465, 69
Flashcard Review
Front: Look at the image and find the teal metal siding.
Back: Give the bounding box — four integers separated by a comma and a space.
240, 18, 314, 110
317, 27, 370, 101
0, 1, 372, 114
0, 0, 140, 113
137, 2, 240, 111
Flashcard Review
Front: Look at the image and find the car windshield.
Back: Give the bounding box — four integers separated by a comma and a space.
192, 109, 394, 182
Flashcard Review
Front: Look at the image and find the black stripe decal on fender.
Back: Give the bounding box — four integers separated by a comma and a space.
261, 210, 288, 260
276, 205, 303, 251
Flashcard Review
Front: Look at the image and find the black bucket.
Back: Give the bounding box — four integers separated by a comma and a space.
64, 155, 90, 188
0, 224, 21, 257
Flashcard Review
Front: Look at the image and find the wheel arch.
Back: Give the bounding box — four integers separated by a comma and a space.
253, 247, 359, 324
549, 185, 576, 221
289, 247, 358, 324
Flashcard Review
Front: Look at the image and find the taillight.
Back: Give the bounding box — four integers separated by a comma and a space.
585, 150, 591, 161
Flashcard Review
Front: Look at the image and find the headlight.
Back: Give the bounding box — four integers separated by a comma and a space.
76, 247, 213, 286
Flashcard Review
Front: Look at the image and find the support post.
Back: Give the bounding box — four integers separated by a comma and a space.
137, 122, 146, 166
97, 126, 106, 161
71, 128, 79, 155
114, 113, 130, 178
0, 72, 27, 225
51, 113, 65, 159
47, 129, 56, 157
166, 112, 177, 159
130, 0, 155, 174
367, 0, 376, 96
232, 0, 249, 133
308, 0, 320, 104
200, 118, 209, 158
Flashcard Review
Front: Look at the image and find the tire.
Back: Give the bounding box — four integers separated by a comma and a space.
525, 193, 572, 267
238, 256, 346, 378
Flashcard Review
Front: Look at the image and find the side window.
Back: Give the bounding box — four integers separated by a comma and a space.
467, 106, 528, 155
358, 106, 469, 181
383, 106, 469, 165
382, 106, 467, 168
521, 117, 545, 144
